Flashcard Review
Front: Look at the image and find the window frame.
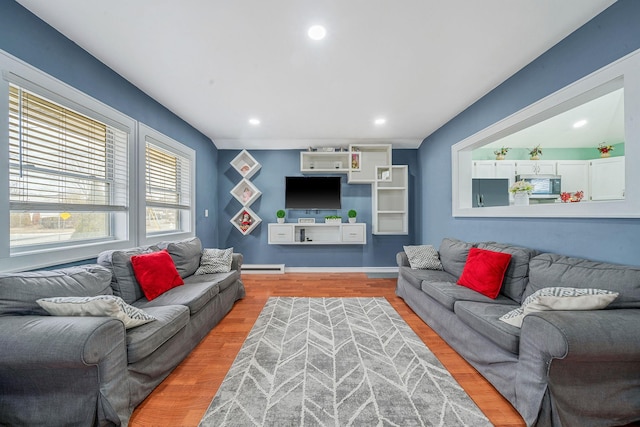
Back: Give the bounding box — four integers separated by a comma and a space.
0, 50, 138, 272
138, 123, 195, 246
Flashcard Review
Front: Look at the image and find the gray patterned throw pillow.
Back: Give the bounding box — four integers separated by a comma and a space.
499, 286, 619, 328
194, 248, 233, 275
36, 295, 156, 329
403, 245, 444, 270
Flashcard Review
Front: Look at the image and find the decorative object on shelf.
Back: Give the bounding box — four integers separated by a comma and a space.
493, 147, 510, 160
324, 215, 342, 224
348, 209, 357, 223
560, 191, 584, 203
276, 209, 286, 224
510, 180, 534, 206
298, 218, 315, 224
351, 152, 361, 170
597, 142, 614, 158
238, 210, 253, 232
528, 145, 542, 160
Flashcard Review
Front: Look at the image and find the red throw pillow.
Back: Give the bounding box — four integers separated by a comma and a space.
130, 249, 184, 300
457, 248, 512, 299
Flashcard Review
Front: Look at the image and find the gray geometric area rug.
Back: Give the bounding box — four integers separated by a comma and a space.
199, 297, 491, 427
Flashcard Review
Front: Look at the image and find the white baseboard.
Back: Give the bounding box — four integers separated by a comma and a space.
241, 264, 285, 274
283, 266, 398, 273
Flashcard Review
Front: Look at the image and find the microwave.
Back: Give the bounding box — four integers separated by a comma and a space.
515, 174, 561, 198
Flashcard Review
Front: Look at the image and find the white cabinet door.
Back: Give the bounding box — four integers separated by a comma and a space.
472, 160, 497, 178
557, 160, 590, 199
516, 160, 556, 175
590, 157, 625, 200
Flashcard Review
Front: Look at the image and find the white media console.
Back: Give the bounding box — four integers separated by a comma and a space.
268, 223, 366, 245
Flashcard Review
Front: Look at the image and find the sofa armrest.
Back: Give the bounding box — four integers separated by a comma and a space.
522, 309, 640, 361
0, 315, 130, 426
232, 253, 243, 272
396, 251, 410, 267
0, 315, 125, 366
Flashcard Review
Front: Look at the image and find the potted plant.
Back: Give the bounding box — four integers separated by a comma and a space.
324, 215, 342, 224
509, 180, 534, 206
276, 209, 286, 224
597, 142, 614, 158
528, 145, 542, 160
493, 147, 510, 160
347, 209, 357, 223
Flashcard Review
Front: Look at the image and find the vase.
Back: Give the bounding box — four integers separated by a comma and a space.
513, 192, 530, 206
496, 154, 505, 160
348, 217, 356, 223
530, 155, 540, 160
600, 152, 610, 158
277, 218, 285, 224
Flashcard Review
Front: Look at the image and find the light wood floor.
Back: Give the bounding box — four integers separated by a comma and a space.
129, 273, 525, 427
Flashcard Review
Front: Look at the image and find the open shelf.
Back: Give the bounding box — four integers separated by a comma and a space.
230, 206, 261, 235
230, 149, 261, 179
300, 151, 350, 173
230, 178, 261, 207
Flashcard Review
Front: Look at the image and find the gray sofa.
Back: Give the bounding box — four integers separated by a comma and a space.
396, 238, 640, 427
0, 237, 245, 426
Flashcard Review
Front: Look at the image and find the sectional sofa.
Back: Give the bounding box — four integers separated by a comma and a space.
0, 237, 244, 426
396, 238, 640, 427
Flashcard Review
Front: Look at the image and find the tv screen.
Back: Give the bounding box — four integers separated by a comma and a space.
285, 176, 342, 209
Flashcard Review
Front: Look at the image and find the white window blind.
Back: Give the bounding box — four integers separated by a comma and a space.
145, 136, 192, 235
8, 84, 128, 248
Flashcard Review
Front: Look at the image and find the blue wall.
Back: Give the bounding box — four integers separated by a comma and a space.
0, 1, 220, 248
418, 0, 640, 266
218, 149, 417, 267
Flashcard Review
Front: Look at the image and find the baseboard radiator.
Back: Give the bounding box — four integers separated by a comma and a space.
241, 264, 285, 274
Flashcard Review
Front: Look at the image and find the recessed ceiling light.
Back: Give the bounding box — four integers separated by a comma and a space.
249, 118, 260, 126
573, 119, 587, 128
307, 25, 326, 41
374, 118, 387, 126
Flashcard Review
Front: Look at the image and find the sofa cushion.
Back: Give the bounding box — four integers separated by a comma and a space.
133, 272, 237, 315
158, 237, 202, 278
125, 304, 190, 363
195, 248, 233, 275
131, 250, 184, 300
421, 280, 516, 312
36, 295, 156, 329
477, 242, 539, 303
402, 245, 443, 270
438, 238, 475, 278
457, 248, 512, 299
398, 266, 457, 290
499, 287, 619, 328
0, 265, 113, 316
526, 253, 640, 308
454, 301, 521, 355
97, 245, 159, 304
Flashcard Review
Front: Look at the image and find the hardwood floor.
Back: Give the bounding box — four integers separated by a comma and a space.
129, 273, 525, 427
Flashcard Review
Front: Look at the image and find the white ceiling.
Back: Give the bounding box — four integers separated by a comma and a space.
16, 0, 616, 150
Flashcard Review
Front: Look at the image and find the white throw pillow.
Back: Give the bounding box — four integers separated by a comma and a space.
403, 245, 444, 270
36, 295, 156, 329
499, 287, 619, 328
194, 247, 233, 275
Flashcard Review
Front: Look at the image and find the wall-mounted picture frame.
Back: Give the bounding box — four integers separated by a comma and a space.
351, 152, 361, 171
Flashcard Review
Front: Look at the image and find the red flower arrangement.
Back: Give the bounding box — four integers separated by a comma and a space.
597, 142, 614, 154
561, 191, 584, 203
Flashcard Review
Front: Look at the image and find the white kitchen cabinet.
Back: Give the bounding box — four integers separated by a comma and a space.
556, 160, 590, 200
590, 156, 625, 200
515, 160, 556, 176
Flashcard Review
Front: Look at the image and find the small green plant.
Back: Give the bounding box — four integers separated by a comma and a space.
324, 215, 341, 219
493, 147, 510, 156
276, 209, 286, 219
528, 144, 543, 158
348, 209, 357, 218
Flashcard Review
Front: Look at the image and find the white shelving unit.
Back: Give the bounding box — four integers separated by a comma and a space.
300, 151, 350, 173
268, 223, 366, 245
230, 149, 261, 179
230, 150, 261, 235
373, 165, 408, 235
348, 144, 392, 183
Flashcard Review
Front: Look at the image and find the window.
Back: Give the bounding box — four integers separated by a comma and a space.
1, 51, 136, 271
139, 124, 195, 243
8, 85, 128, 249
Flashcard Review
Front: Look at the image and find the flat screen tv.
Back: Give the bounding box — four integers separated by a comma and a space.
285, 176, 341, 209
